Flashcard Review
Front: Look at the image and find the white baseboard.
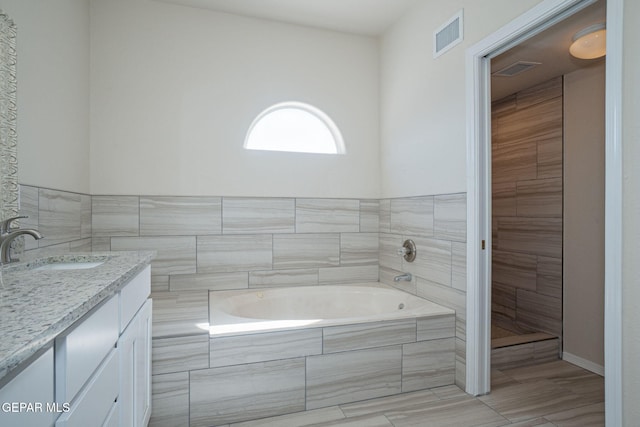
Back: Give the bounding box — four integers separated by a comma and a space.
562, 352, 604, 376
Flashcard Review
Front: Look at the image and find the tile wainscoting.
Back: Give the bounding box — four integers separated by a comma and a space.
16, 185, 468, 425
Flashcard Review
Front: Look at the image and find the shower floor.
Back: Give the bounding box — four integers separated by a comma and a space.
490, 323, 559, 369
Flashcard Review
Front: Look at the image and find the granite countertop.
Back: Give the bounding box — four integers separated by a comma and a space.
0, 251, 155, 382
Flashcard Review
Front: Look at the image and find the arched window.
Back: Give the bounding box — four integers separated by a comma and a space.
244, 102, 345, 154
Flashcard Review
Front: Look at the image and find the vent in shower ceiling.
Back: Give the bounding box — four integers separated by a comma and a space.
492, 61, 541, 77
433, 10, 463, 58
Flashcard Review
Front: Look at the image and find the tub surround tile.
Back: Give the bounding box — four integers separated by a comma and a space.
378, 233, 403, 272
140, 196, 222, 236
405, 237, 452, 287
151, 291, 209, 338
152, 334, 209, 375
223, 198, 295, 234
402, 338, 455, 392
189, 358, 306, 427
273, 234, 339, 269
111, 236, 197, 276
380, 267, 417, 295
210, 329, 322, 367
450, 242, 467, 292
378, 199, 391, 233
339, 233, 378, 266
91, 195, 139, 237
359, 200, 379, 233
323, 320, 416, 354
416, 315, 455, 342
197, 234, 272, 273
170, 272, 248, 291
434, 194, 466, 242
390, 196, 434, 236
306, 346, 402, 410
416, 279, 466, 323
296, 199, 360, 233
318, 265, 378, 284
149, 372, 189, 427
249, 269, 318, 288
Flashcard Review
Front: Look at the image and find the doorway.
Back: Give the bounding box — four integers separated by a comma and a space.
465, 0, 623, 424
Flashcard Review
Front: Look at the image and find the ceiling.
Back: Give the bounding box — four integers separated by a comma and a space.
491, 0, 606, 100
154, 0, 420, 36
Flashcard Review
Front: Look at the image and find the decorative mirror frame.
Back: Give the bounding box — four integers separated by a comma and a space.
0, 9, 18, 222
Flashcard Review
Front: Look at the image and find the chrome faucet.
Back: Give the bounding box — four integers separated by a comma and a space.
394, 273, 412, 282
0, 216, 44, 264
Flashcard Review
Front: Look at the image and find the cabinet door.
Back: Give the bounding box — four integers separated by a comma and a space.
0, 347, 57, 427
118, 299, 152, 427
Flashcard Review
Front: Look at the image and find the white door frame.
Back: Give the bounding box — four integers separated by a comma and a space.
465, 0, 623, 424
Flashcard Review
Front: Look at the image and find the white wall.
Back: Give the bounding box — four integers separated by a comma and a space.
622, 0, 640, 423
379, 0, 542, 198
563, 62, 605, 369
90, 0, 380, 198
0, 0, 90, 194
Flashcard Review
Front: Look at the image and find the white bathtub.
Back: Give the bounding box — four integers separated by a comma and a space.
208, 283, 454, 336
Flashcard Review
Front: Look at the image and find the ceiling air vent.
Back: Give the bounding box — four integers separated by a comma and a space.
492, 61, 541, 77
433, 10, 463, 59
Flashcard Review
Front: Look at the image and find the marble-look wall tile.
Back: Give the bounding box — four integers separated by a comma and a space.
492, 182, 517, 217
111, 236, 197, 275
434, 194, 466, 242
38, 188, 82, 247
516, 178, 562, 218
455, 337, 467, 390
537, 138, 563, 179
516, 77, 562, 110
140, 196, 221, 236
223, 198, 294, 234
536, 256, 562, 299
197, 234, 272, 273
80, 194, 92, 239
306, 346, 402, 409
492, 282, 517, 324
497, 97, 563, 146
416, 279, 466, 323
402, 338, 455, 392
149, 372, 189, 427
151, 275, 169, 293
379, 199, 391, 233
189, 359, 306, 427
151, 291, 209, 338
170, 272, 248, 291
19, 185, 39, 251
273, 234, 339, 269
296, 199, 359, 233
92, 196, 139, 237
405, 237, 452, 287
492, 250, 537, 291
359, 200, 379, 232
249, 269, 318, 288
380, 267, 416, 296
379, 233, 403, 272
516, 289, 562, 336
91, 237, 111, 252
390, 196, 433, 236
210, 329, 322, 367
417, 315, 455, 342
318, 265, 378, 284
70, 238, 92, 252
497, 218, 562, 258
152, 334, 209, 375
451, 242, 467, 292
323, 320, 416, 353
340, 233, 378, 266
492, 140, 538, 184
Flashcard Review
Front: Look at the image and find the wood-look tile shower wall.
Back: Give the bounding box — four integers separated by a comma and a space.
491, 77, 563, 339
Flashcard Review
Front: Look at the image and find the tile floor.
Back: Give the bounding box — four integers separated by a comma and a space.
221, 360, 604, 427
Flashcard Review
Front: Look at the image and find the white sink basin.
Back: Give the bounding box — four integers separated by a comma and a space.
34, 261, 105, 271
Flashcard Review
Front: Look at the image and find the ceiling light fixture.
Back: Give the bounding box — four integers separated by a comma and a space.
569, 23, 606, 59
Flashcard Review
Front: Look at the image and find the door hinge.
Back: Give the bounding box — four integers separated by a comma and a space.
482, 240, 486, 250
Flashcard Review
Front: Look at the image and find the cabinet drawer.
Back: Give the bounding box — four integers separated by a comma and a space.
120, 266, 151, 333
55, 348, 119, 427
56, 296, 119, 403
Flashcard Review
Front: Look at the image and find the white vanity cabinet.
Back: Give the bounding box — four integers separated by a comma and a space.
118, 265, 152, 427
53, 264, 152, 427
0, 347, 57, 427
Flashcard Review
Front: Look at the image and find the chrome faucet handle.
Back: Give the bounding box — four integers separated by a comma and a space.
0, 216, 28, 234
